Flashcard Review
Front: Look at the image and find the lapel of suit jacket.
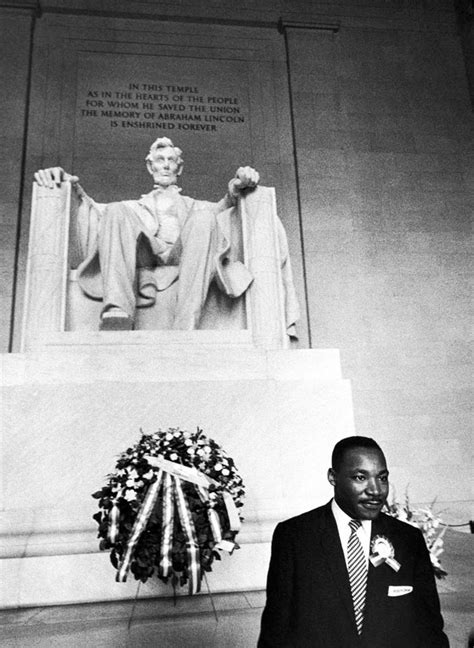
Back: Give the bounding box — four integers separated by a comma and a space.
137, 190, 156, 215
175, 193, 193, 229
362, 513, 392, 639
318, 503, 358, 627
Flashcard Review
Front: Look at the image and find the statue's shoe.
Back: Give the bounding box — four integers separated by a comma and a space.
100, 308, 133, 331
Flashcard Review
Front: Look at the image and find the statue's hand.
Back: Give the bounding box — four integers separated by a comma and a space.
34, 167, 80, 189
228, 166, 260, 197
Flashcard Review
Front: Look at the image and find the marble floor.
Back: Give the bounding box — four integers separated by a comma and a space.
1, 529, 472, 648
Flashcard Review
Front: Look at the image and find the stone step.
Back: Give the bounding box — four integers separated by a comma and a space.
38, 328, 255, 348
0, 592, 265, 648
2, 347, 344, 384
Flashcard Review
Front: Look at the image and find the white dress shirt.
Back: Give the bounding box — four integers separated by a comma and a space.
331, 498, 371, 569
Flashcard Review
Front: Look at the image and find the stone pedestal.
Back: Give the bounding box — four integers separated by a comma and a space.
1, 338, 354, 607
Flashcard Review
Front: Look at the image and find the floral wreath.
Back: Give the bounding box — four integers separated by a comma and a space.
92, 427, 245, 594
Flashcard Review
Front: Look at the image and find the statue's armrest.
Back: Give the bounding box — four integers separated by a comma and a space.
28, 181, 100, 268
22, 182, 73, 349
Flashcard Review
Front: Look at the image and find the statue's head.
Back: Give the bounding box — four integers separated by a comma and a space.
145, 137, 183, 187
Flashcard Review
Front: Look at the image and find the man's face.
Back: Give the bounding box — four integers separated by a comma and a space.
327, 447, 389, 520
147, 146, 181, 187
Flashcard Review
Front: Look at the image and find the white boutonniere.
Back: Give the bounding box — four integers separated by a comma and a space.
370, 535, 401, 572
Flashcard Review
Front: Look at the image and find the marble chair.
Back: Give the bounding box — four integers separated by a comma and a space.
21, 182, 297, 351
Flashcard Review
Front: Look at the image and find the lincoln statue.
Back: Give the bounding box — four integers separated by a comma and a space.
34, 137, 264, 331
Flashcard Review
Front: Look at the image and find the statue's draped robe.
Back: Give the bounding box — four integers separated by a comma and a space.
69, 185, 299, 335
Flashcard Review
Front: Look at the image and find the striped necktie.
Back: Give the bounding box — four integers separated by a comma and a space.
348, 519, 368, 635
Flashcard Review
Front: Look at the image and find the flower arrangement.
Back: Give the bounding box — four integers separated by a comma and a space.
92, 427, 245, 593
384, 492, 447, 579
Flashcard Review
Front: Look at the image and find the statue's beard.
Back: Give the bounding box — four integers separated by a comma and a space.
152, 173, 178, 187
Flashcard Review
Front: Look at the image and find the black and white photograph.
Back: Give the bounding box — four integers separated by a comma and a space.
1, 1, 472, 646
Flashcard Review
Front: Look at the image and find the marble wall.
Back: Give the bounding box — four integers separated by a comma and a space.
1, 0, 472, 539
286, 22, 473, 522
0, 8, 34, 350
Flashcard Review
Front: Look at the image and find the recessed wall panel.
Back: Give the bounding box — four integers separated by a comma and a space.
15, 15, 307, 347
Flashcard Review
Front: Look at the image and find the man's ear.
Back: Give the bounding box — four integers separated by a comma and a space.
327, 468, 336, 487
177, 163, 183, 177
146, 159, 153, 176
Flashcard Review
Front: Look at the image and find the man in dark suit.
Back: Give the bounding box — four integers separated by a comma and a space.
258, 436, 449, 647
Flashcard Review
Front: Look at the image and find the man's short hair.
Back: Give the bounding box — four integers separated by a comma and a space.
145, 137, 183, 170
331, 436, 383, 471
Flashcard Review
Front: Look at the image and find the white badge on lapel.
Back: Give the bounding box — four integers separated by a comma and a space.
370, 535, 401, 572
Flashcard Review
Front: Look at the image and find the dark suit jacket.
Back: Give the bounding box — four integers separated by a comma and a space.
258, 502, 449, 648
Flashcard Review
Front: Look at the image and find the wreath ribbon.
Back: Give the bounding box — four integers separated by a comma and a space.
107, 501, 121, 544
173, 475, 201, 593
113, 456, 240, 594
116, 469, 164, 583
146, 456, 241, 534
159, 471, 174, 579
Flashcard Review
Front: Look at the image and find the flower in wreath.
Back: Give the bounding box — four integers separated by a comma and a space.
384, 490, 448, 579
92, 427, 245, 594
